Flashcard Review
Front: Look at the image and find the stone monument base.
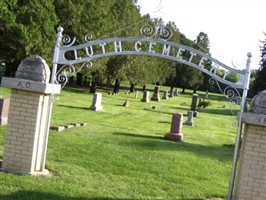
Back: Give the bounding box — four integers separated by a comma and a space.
164, 132, 183, 142
151, 96, 160, 101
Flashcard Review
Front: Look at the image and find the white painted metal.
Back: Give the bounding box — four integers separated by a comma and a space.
227, 53, 252, 200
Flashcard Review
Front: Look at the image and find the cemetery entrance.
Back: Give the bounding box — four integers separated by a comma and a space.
51, 21, 251, 200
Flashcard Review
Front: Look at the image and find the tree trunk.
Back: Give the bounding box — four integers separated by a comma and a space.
169, 85, 174, 97
76, 72, 83, 86
182, 87, 185, 93
142, 85, 146, 91
4, 61, 20, 78
130, 83, 135, 93
90, 81, 97, 93
113, 79, 120, 94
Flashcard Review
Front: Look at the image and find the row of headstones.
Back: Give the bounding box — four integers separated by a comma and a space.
90, 86, 179, 111
140, 86, 178, 102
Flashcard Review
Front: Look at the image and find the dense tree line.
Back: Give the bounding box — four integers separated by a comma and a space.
0, 0, 259, 95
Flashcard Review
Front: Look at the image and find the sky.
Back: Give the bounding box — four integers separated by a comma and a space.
137, 0, 265, 70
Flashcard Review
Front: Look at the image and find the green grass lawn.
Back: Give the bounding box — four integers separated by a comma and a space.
0, 86, 240, 200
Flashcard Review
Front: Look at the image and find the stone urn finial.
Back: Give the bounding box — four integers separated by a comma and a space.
15, 55, 51, 83
249, 90, 266, 115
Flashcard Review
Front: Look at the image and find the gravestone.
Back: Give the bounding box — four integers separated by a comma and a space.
90, 93, 103, 111
162, 90, 169, 99
141, 91, 150, 102
190, 93, 198, 117
184, 111, 194, 126
0, 98, 10, 125
135, 90, 139, 99
123, 100, 130, 107
151, 85, 160, 101
1, 55, 61, 175
165, 113, 183, 142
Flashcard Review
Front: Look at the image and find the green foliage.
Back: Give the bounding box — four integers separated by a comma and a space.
0, 0, 58, 66
253, 33, 266, 94
198, 99, 212, 108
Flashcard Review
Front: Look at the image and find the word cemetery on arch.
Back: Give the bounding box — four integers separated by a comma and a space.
54, 30, 249, 90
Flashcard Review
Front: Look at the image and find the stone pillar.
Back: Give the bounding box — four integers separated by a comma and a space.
141, 91, 150, 102
0, 55, 61, 175
190, 93, 198, 117
234, 90, 266, 200
0, 97, 10, 125
165, 113, 183, 142
90, 93, 103, 111
151, 85, 160, 101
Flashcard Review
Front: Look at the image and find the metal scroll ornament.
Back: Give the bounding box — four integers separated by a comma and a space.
140, 20, 172, 40
56, 61, 93, 88
209, 78, 241, 124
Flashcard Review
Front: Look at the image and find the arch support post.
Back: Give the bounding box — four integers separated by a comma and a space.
228, 53, 252, 199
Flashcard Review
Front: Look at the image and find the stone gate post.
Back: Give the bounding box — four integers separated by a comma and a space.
233, 90, 266, 200
0, 55, 61, 175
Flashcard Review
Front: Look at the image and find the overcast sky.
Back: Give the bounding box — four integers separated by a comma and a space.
137, 0, 265, 70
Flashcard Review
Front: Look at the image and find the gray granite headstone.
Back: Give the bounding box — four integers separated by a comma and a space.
184, 111, 194, 126
15, 55, 50, 83
162, 90, 169, 99
141, 91, 150, 102
191, 94, 199, 117
90, 93, 103, 111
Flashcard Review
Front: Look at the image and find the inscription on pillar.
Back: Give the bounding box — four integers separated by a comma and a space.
17, 81, 31, 89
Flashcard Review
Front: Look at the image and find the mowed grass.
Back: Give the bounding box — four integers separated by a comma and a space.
0, 86, 239, 200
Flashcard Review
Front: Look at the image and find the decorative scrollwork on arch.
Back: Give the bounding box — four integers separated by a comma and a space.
84, 34, 93, 42
209, 78, 241, 126
55, 61, 93, 88
61, 35, 76, 47
140, 20, 173, 40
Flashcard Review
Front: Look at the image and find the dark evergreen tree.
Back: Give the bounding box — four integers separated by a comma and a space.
253, 34, 266, 94
0, 0, 58, 77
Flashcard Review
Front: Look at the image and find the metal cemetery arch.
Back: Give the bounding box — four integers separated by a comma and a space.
51, 25, 251, 200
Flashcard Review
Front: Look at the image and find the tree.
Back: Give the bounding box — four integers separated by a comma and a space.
253, 34, 266, 94
0, 0, 58, 77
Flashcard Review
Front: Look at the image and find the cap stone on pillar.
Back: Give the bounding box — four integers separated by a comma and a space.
15, 55, 50, 83
249, 90, 266, 114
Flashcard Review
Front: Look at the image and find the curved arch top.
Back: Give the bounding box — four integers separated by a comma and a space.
53, 36, 249, 89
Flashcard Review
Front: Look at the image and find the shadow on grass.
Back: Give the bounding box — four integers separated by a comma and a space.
113, 132, 234, 161
0, 190, 136, 200
198, 108, 239, 116
57, 105, 90, 110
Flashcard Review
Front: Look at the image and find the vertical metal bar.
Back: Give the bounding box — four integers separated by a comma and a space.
227, 52, 252, 200
41, 26, 63, 171
51, 26, 64, 84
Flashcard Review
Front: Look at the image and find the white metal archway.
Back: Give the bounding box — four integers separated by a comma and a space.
51, 22, 251, 200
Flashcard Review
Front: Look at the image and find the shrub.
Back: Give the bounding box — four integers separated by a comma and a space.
198, 100, 212, 108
